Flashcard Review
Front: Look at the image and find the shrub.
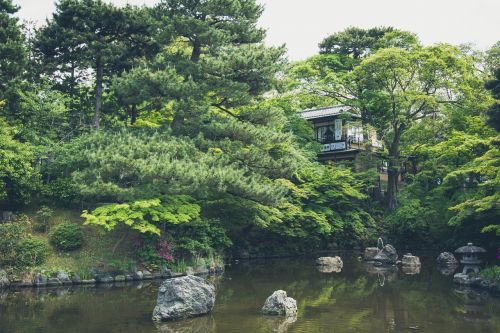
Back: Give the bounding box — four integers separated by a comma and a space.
0, 215, 32, 267
50, 222, 84, 251
34, 206, 54, 233
480, 266, 500, 282
17, 237, 49, 267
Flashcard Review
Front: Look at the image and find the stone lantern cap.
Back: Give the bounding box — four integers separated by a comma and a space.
454, 243, 486, 254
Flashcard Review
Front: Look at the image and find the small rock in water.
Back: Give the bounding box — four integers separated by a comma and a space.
315, 256, 343, 273
436, 252, 458, 266
33, 274, 47, 287
57, 270, 72, 284
363, 247, 379, 261
401, 254, 421, 267
261, 290, 297, 317
152, 275, 215, 322
373, 244, 398, 264
453, 273, 482, 286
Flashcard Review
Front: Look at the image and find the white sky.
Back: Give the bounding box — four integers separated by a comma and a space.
13, 0, 500, 61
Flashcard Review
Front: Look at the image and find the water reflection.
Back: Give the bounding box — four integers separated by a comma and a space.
0, 256, 499, 333
453, 288, 490, 323
156, 315, 216, 333
259, 315, 296, 333
316, 265, 341, 273
402, 265, 421, 275
438, 264, 458, 276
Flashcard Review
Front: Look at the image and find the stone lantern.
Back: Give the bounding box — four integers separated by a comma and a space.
454, 243, 486, 274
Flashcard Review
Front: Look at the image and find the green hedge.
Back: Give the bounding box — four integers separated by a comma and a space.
50, 222, 84, 251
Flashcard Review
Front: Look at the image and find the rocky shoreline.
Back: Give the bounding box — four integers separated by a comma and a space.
0, 265, 224, 290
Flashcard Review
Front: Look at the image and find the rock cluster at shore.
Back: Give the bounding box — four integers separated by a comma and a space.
0, 265, 224, 290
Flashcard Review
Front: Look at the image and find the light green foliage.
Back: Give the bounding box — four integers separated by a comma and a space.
274, 165, 377, 246
50, 222, 84, 251
0, 118, 40, 208
82, 197, 200, 235
446, 135, 500, 235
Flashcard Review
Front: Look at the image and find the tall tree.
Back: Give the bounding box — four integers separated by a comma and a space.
136, 0, 284, 134
35, 0, 158, 129
352, 46, 485, 210
485, 67, 500, 131
319, 27, 418, 61
0, 0, 27, 110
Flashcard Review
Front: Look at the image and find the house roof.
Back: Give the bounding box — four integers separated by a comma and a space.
301, 105, 360, 120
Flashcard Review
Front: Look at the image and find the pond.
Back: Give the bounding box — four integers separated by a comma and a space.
1, 254, 499, 333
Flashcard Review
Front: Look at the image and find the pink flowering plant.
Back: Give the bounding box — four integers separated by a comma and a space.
156, 239, 176, 262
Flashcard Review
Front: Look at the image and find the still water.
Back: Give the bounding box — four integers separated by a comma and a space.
1, 255, 499, 333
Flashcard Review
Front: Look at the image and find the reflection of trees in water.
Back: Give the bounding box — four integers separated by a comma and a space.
1, 258, 500, 333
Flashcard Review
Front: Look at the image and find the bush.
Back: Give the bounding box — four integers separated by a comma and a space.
0, 215, 32, 267
34, 206, 54, 233
17, 237, 49, 267
50, 222, 84, 251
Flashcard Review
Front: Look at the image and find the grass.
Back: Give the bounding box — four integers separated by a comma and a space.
31, 209, 140, 275
480, 266, 500, 282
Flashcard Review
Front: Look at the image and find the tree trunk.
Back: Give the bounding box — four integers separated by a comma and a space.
387, 130, 401, 211
92, 58, 104, 129
130, 104, 137, 125
191, 39, 201, 62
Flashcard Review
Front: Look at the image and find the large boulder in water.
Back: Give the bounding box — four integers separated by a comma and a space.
315, 256, 343, 273
373, 244, 398, 264
152, 275, 215, 322
262, 290, 297, 317
364, 247, 379, 261
436, 252, 458, 266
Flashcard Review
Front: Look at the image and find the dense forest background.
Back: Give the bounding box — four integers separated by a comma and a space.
0, 0, 498, 274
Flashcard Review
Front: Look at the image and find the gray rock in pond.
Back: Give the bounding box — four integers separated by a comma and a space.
114, 275, 126, 282
33, 274, 47, 287
134, 271, 144, 280
261, 290, 297, 317
195, 265, 209, 275
364, 247, 379, 261
0, 270, 10, 288
143, 269, 153, 280
185, 266, 194, 276
163, 268, 172, 279
453, 273, 482, 286
125, 274, 134, 281
47, 278, 62, 286
57, 270, 72, 285
315, 256, 343, 273
152, 275, 215, 322
95, 274, 114, 284
401, 254, 421, 267
436, 252, 458, 266
373, 244, 398, 264
71, 273, 81, 284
